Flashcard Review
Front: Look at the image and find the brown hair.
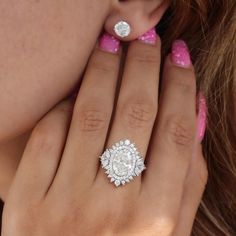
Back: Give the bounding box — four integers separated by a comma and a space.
159, 1, 236, 235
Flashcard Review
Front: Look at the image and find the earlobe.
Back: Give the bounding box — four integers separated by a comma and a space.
104, 0, 170, 41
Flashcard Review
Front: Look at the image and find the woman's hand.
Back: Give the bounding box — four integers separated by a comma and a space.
2, 32, 208, 236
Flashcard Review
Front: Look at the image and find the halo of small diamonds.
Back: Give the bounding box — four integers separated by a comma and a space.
114, 21, 131, 38
100, 139, 146, 187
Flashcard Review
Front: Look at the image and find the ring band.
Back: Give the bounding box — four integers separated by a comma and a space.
100, 139, 146, 187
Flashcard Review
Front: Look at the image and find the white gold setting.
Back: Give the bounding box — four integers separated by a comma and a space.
114, 21, 131, 38
100, 139, 146, 187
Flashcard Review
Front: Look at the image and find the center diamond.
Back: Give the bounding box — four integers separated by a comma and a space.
100, 139, 146, 187
112, 152, 133, 177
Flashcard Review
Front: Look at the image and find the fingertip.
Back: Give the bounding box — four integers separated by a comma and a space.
164, 54, 195, 72
98, 32, 121, 54
137, 28, 161, 47
171, 40, 192, 68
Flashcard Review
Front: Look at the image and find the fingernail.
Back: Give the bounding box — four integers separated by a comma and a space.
171, 40, 191, 68
197, 92, 207, 143
138, 28, 157, 45
99, 32, 120, 54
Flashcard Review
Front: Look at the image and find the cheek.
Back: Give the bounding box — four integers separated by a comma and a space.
0, 0, 109, 142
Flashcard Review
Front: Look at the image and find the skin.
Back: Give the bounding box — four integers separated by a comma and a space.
0, 0, 170, 200
0, 0, 110, 142
2, 37, 208, 235
0, 0, 168, 143
0, 0, 208, 234
0, 0, 110, 199
0, 133, 29, 200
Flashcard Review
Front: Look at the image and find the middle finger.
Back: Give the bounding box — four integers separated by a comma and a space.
96, 30, 161, 189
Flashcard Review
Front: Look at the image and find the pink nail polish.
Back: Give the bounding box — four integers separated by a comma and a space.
171, 40, 191, 68
138, 28, 157, 45
99, 32, 120, 54
197, 92, 207, 143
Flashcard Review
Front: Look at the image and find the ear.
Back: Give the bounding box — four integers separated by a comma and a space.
105, 0, 170, 41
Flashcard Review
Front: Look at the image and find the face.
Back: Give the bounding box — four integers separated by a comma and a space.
0, 0, 110, 142
0, 0, 170, 143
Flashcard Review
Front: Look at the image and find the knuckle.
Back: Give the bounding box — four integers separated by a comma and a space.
165, 116, 195, 147
128, 50, 159, 66
76, 105, 109, 132
120, 99, 157, 128
30, 123, 56, 152
172, 76, 196, 95
91, 61, 113, 74
90, 52, 117, 75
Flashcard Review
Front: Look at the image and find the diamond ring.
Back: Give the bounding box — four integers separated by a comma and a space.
100, 139, 146, 187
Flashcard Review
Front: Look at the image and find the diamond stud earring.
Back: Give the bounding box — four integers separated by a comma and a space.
114, 20, 131, 38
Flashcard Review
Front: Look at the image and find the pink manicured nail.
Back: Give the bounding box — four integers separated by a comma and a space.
171, 40, 191, 68
99, 32, 120, 54
138, 28, 157, 45
197, 92, 207, 142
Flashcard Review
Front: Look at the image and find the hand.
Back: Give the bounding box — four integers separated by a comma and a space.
2, 33, 208, 236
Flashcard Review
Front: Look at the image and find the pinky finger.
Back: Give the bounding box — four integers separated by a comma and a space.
173, 146, 208, 236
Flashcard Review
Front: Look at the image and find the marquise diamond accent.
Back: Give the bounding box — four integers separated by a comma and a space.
100, 139, 146, 187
